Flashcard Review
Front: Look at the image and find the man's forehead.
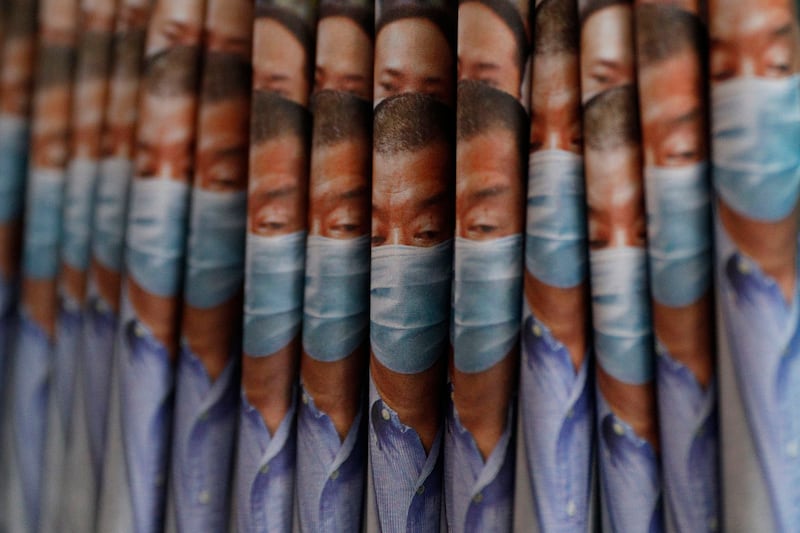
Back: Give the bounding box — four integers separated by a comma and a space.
712, 0, 794, 35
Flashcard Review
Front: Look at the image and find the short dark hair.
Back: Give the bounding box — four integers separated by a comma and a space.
459, 0, 529, 73
374, 91, 454, 155
256, 4, 315, 84
580, 0, 628, 24
311, 89, 371, 148
143, 45, 200, 97
376, 5, 456, 56
457, 79, 528, 165
636, 3, 706, 70
319, 3, 373, 39
76, 30, 114, 81
583, 83, 640, 150
35, 45, 76, 90
250, 89, 311, 146
112, 28, 147, 81
201, 51, 252, 103
5, 0, 37, 39
533, 0, 579, 55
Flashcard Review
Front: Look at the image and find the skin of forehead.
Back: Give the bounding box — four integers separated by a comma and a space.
375, 18, 452, 79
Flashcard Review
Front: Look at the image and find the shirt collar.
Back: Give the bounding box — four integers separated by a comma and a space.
299, 383, 363, 476
597, 389, 657, 465
240, 386, 297, 468
179, 341, 238, 420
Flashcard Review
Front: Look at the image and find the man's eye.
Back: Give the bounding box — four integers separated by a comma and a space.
371, 234, 385, 246
767, 62, 790, 77
415, 230, 440, 242
589, 238, 607, 250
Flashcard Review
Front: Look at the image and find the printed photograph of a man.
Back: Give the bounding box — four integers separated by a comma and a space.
579, 0, 635, 102
446, 79, 526, 533
82, 0, 149, 505
520, 0, 593, 530
637, 5, 718, 532
119, 11, 202, 530
374, 2, 455, 105
12, 2, 78, 530
369, 92, 454, 532
297, 89, 372, 533
252, 1, 315, 105
145, 0, 203, 56
314, 1, 373, 99
584, 84, 662, 533
457, 0, 529, 100
171, 0, 252, 530
710, 0, 800, 529
0, 0, 36, 316
237, 89, 311, 533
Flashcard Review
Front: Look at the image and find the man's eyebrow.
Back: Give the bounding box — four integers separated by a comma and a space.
343, 73, 368, 83
379, 68, 402, 79
474, 61, 500, 72
212, 145, 248, 159
337, 184, 368, 201
253, 183, 298, 202
419, 190, 448, 210
470, 183, 511, 201
771, 22, 793, 38
667, 107, 701, 128
592, 58, 622, 71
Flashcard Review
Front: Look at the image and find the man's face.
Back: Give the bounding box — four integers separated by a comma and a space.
580, 4, 635, 101
248, 135, 307, 236
147, 0, 203, 55
530, 52, 582, 153
456, 128, 523, 240
309, 138, 370, 238
1, 37, 35, 115
710, 0, 800, 81
586, 144, 646, 249
314, 16, 373, 99
72, 77, 105, 159
31, 85, 70, 169
372, 143, 452, 247
41, 0, 79, 44
640, 48, 706, 167
135, 91, 195, 180
374, 18, 454, 105
205, 0, 252, 56
83, 0, 116, 32
102, 76, 138, 158
196, 98, 249, 192
458, 2, 523, 99
253, 18, 310, 105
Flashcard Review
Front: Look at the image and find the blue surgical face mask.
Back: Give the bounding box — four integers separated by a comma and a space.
93, 157, 132, 272
645, 162, 712, 307
62, 158, 99, 271
590, 246, 653, 384
712, 74, 800, 222
452, 234, 522, 373
303, 234, 370, 362
23, 168, 65, 279
125, 177, 190, 297
243, 230, 306, 357
371, 239, 452, 374
526, 149, 587, 288
184, 188, 247, 309
0, 116, 29, 223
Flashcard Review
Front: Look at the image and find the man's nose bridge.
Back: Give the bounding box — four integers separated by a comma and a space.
390, 227, 402, 245
546, 128, 563, 151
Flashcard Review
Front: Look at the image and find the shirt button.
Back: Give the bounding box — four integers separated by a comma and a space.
302, 392, 309, 405
198, 490, 210, 504
416, 485, 425, 495
566, 408, 574, 419
260, 464, 270, 474
737, 258, 750, 274
472, 492, 483, 504
786, 440, 799, 458
708, 517, 718, 531
532, 323, 542, 337
381, 408, 391, 421
612, 422, 625, 436
134, 323, 146, 338
566, 500, 576, 517
199, 411, 209, 421
330, 469, 340, 480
